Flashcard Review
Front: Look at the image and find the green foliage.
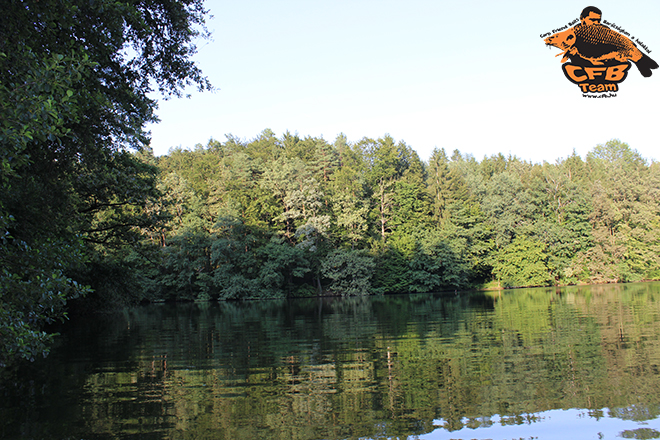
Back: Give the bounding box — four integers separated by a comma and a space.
480, 162, 537, 248
136, 134, 660, 302
492, 237, 553, 288
160, 230, 213, 300
0, 223, 90, 366
408, 230, 472, 292
260, 157, 324, 240
321, 249, 376, 296
258, 237, 311, 297
157, 171, 210, 234
582, 140, 660, 283
209, 216, 260, 299
328, 143, 370, 248
0, 0, 210, 366
390, 179, 432, 236
371, 244, 411, 294
0, 47, 91, 178
426, 147, 469, 223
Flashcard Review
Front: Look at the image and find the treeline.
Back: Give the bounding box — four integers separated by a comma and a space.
108, 132, 660, 302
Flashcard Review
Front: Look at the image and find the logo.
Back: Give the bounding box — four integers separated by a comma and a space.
542, 6, 658, 98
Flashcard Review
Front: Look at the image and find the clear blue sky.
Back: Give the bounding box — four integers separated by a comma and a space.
147, 0, 660, 164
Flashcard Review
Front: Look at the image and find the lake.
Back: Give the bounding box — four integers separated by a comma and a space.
2, 282, 660, 439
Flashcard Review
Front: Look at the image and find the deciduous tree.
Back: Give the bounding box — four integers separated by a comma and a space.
1, 0, 210, 365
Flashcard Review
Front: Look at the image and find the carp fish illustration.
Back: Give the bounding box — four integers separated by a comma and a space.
545, 23, 659, 77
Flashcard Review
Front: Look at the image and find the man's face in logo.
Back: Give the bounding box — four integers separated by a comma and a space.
581, 11, 602, 26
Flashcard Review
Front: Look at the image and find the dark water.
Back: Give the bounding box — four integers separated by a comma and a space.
3, 283, 660, 440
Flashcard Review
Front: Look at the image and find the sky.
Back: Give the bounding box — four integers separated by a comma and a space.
147, 0, 660, 164
420, 408, 660, 440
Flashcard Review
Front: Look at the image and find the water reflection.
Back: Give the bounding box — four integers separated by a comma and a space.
426, 408, 660, 440
2, 282, 660, 439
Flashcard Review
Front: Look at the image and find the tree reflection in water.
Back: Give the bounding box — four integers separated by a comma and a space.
2, 282, 660, 440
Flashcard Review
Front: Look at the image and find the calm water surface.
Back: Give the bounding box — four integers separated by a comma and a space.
2, 283, 660, 439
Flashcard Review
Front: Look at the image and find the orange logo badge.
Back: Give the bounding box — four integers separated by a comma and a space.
542, 6, 657, 97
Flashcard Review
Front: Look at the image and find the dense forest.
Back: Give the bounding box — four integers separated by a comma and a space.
2, 0, 659, 370
124, 134, 659, 304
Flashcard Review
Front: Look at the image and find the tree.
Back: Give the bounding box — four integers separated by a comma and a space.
328, 140, 370, 248
209, 150, 272, 229
390, 179, 432, 238
321, 249, 376, 296
407, 230, 471, 292
532, 159, 593, 284
1, 0, 210, 365
361, 135, 419, 241
584, 140, 659, 282
491, 236, 553, 288
427, 148, 461, 223
158, 145, 224, 199
159, 230, 213, 300
246, 129, 282, 162
260, 157, 324, 240
209, 216, 262, 300
310, 136, 340, 183
257, 237, 311, 297
158, 172, 210, 234
480, 161, 537, 248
